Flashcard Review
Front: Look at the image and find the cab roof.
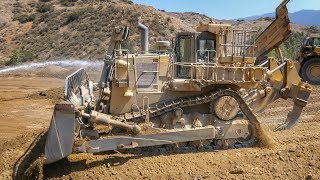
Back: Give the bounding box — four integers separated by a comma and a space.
196, 21, 231, 34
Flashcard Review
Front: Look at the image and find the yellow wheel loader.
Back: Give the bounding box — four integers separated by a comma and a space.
44, 0, 311, 164
297, 36, 320, 85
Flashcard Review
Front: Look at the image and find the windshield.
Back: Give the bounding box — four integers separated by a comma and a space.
313, 38, 320, 47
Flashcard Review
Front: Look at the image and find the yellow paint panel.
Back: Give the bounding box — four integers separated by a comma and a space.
314, 47, 320, 54
269, 58, 283, 82
159, 55, 169, 77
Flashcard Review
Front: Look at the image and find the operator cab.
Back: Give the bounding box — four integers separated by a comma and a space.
304, 37, 320, 47
175, 32, 216, 78
301, 37, 320, 54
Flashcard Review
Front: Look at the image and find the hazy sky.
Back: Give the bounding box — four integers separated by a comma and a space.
132, 0, 320, 19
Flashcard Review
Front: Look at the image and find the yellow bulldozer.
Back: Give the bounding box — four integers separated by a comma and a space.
44, 0, 311, 164
297, 36, 320, 85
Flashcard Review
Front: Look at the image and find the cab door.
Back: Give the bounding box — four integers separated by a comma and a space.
175, 33, 196, 78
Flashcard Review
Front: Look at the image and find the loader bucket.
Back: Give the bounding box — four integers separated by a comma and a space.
44, 103, 75, 164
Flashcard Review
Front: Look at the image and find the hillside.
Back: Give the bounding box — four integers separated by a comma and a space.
0, 0, 319, 65
0, 0, 194, 64
241, 10, 320, 26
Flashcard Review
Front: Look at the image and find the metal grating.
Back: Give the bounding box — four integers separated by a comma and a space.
136, 63, 158, 89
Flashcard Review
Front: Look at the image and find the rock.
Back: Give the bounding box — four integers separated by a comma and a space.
296, 153, 301, 157
229, 166, 244, 174
308, 160, 316, 167
272, 164, 278, 171
289, 147, 296, 153
107, 163, 111, 168
305, 175, 314, 180
39, 92, 47, 96
279, 156, 285, 162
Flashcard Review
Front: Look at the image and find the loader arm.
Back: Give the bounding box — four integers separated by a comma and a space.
254, 0, 291, 60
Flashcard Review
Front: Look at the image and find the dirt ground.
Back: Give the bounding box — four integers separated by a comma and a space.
0, 66, 319, 179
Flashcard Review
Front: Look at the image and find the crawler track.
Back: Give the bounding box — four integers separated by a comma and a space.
119, 89, 263, 154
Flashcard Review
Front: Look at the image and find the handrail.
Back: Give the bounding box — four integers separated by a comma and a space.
171, 62, 267, 82
196, 50, 217, 63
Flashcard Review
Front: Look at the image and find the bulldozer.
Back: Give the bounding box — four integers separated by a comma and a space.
44, 0, 312, 164
297, 36, 320, 85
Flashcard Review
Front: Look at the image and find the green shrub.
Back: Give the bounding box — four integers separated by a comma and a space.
5, 49, 36, 66
38, 13, 49, 22
60, 0, 78, 7
268, 32, 305, 59
66, 11, 82, 24
0, 58, 8, 67
123, 0, 134, 4
14, 14, 36, 24
122, 39, 135, 53
37, 3, 53, 13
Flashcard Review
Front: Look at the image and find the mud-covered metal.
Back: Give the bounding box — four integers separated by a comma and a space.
64, 68, 93, 106
74, 89, 259, 155
44, 103, 75, 164
76, 127, 216, 153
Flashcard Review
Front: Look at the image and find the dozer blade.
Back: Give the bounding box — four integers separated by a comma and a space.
44, 103, 75, 164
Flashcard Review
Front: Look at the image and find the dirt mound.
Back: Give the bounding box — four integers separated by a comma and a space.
11, 131, 46, 180
28, 87, 64, 102
0, 130, 45, 179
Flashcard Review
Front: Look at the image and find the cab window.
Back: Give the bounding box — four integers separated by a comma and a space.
179, 37, 192, 63
306, 38, 314, 46
177, 36, 192, 78
313, 38, 320, 47
197, 32, 216, 63
198, 39, 215, 62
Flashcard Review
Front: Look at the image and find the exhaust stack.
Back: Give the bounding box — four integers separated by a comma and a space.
138, 23, 149, 54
